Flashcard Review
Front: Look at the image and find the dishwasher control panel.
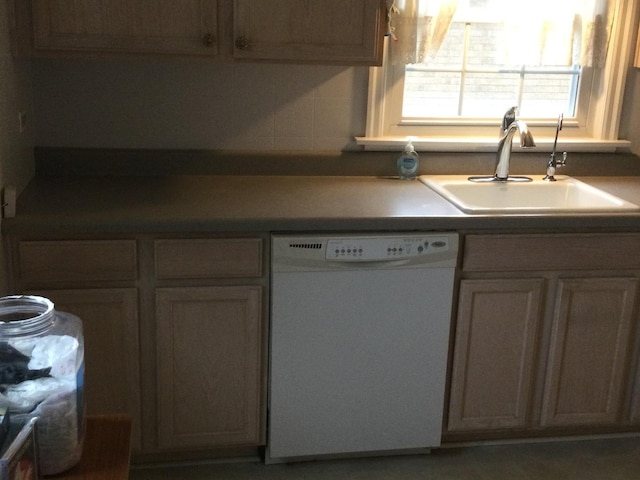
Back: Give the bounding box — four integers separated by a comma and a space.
326, 235, 450, 261
272, 233, 459, 271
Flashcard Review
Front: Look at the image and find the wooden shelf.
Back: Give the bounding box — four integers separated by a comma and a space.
47, 415, 132, 479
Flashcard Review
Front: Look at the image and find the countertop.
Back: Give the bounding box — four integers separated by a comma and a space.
5, 174, 640, 236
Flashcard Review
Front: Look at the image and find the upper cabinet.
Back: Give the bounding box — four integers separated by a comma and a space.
232, 0, 385, 64
12, 0, 385, 64
31, 0, 218, 56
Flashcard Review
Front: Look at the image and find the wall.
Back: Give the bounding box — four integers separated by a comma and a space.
618, 5, 640, 155
0, 0, 34, 294
32, 58, 640, 157
621, 67, 640, 155
33, 58, 369, 152
21, 6, 640, 156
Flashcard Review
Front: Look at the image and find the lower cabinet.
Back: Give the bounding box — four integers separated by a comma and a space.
447, 234, 640, 440
540, 277, 638, 428
11, 232, 640, 455
11, 239, 143, 450
9, 235, 267, 459
155, 286, 263, 449
448, 278, 544, 431
33, 288, 142, 450
152, 237, 266, 453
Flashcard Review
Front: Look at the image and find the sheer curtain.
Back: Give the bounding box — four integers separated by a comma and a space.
387, 0, 459, 64
386, 0, 612, 67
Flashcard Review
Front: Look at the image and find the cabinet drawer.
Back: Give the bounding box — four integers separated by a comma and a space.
463, 234, 640, 272
18, 240, 137, 285
155, 238, 262, 279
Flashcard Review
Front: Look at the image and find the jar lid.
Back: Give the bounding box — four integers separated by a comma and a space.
0, 295, 55, 337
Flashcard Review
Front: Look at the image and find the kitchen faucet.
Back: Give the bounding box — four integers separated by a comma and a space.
494, 106, 536, 180
469, 106, 536, 183
543, 113, 567, 181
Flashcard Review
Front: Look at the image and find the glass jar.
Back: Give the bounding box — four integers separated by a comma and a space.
0, 295, 85, 475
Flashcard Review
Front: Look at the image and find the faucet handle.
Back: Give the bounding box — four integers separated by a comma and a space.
501, 106, 518, 132
557, 151, 567, 167
543, 152, 567, 181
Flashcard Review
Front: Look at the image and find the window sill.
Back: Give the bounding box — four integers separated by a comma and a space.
355, 136, 631, 153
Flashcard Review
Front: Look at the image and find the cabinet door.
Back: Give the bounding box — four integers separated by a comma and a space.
32, 0, 218, 55
156, 286, 263, 449
540, 278, 639, 427
448, 279, 544, 432
32, 288, 142, 450
233, 0, 384, 64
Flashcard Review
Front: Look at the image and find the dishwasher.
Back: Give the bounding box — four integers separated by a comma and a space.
268, 232, 458, 463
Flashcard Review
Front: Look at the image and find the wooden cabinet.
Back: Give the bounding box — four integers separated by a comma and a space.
448, 278, 544, 431
13, 0, 384, 64
153, 238, 265, 450
155, 286, 262, 449
447, 234, 640, 440
31, 0, 219, 56
16, 239, 137, 285
8, 235, 267, 459
540, 278, 637, 428
232, 0, 385, 64
30, 288, 141, 449
10, 240, 142, 450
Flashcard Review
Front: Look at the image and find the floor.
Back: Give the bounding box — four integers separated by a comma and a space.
130, 436, 640, 480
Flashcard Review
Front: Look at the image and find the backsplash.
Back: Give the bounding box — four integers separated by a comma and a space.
32, 58, 368, 151
33, 148, 640, 178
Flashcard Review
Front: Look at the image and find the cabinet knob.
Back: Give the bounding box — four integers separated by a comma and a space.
202, 33, 216, 48
235, 36, 250, 51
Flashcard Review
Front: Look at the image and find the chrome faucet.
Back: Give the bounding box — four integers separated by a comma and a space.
543, 113, 567, 181
494, 106, 536, 181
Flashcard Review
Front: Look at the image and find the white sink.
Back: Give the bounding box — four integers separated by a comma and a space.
419, 175, 640, 214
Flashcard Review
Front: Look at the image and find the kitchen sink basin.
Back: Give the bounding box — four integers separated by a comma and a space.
419, 175, 640, 214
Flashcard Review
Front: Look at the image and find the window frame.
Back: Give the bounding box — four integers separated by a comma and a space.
357, 0, 636, 153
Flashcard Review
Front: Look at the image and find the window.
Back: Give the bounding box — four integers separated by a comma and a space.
358, 0, 636, 152
402, 20, 581, 118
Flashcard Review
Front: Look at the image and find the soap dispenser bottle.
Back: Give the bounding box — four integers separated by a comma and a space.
397, 140, 419, 180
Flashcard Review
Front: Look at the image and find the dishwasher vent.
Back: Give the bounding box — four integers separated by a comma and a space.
288, 242, 323, 250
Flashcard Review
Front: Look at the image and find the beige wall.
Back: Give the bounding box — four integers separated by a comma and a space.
32, 59, 369, 152
621, 68, 640, 156
31, 57, 640, 156
618, 5, 640, 156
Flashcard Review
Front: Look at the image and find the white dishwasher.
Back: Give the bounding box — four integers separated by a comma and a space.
268, 232, 458, 463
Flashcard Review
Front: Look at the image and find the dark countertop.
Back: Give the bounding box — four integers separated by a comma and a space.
5, 174, 640, 236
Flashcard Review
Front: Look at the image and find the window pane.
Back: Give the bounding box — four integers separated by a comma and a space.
428, 23, 464, 68
404, 69, 579, 118
520, 73, 578, 117
399, 10, 581, 120
460, 73, 519, 117
467, 23, 503, 67
403, 71, 461, 117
